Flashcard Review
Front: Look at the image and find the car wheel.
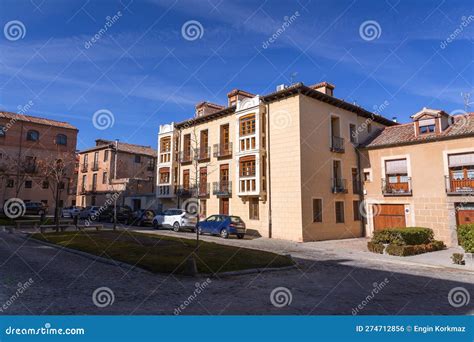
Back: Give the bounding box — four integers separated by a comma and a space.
237, 234, 244, 239
152, 220, 159, 229
173, 222, 180, 232
198, 228, 203, 235
220, 229, 229, 239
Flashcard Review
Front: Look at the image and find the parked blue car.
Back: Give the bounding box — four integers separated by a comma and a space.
197, 215, 246, 239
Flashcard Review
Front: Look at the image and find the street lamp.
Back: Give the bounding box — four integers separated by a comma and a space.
113, 139, 119, 230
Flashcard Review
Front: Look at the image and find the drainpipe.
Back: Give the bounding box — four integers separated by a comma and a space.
264, 102, 272, 238
356, 146, 366, 237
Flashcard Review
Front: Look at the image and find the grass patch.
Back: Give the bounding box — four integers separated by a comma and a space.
30, 230, 294, 274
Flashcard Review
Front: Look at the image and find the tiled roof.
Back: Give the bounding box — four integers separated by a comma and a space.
80, 139, 157, 157
0, 111, 77, 130
364, 113, 474, 149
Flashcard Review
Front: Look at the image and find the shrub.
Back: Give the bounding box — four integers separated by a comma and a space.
367, 241, 384, 254
372, 227, 434, 246
385, 240, 445, 256
457, 224, 474, 253
451, 253, 465, 265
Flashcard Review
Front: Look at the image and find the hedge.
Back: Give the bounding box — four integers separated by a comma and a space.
367, 241, 384, 254
457, 224, 474, 253
385, 240, 445, 256
372, 227, 434, 246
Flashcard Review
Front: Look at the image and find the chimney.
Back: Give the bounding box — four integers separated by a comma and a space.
310, 82, 335, 96
276, 84, 286, 91
227, 89, 255, 107
195, 102, 225, 118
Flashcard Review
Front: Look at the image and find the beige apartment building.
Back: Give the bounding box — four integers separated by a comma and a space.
77, 139, 157, 210
156, 82, 395, 241
361, 108, 474, 246
0, 111, 78, 210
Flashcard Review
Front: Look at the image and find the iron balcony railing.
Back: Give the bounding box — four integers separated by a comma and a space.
92, 162, 99, 171
176, 186, 194, 197
81, 163, 88, 172
330, 136, 345, 153
382, 177, 413, 196
213, 181, 232, 197
178, 150, 193, 164
445, 176, 474, 195
157, 185, 171, 196
197, 146, 211, 161
213, 142, 233, 158
331, 178, 347, 193
197, 183, 210, 197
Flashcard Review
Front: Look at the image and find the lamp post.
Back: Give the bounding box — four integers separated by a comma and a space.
113, 139, 119, 230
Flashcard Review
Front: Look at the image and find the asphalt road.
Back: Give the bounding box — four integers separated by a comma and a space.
0, 231, 473, 315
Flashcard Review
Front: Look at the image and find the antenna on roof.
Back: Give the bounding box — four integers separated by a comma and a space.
461, 92, 471, 112
290, 72, 298, 84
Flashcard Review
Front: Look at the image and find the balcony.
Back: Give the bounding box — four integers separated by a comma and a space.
330, 136, 345, 153
332, 178, 347, 193
81, 163, 88, 172
213, 142, 233, 159
445, 176, 474, 195
382, 177, 412, 196
157, 185, 172, 197
197, 146, 211, 162
92, 162, 99, 171
197, 183, 210, 197
179, 151, 192, 164
176, 186, 194, 198
213, 181, 232, 197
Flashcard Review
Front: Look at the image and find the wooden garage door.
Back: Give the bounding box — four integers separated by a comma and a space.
373, 204, 406, 231
456, 206, 474, 225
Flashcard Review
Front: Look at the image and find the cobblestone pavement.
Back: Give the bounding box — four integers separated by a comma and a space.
0, 231, 473, 315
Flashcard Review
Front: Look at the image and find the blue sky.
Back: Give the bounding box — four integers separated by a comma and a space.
0, 0, 472, 150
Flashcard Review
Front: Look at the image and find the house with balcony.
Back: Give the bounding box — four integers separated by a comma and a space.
77, 139, 157, 210
362, 108, 474, 246
155, 82, 396, 241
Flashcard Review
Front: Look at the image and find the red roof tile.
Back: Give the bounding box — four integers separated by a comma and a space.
0, 111, 77, 130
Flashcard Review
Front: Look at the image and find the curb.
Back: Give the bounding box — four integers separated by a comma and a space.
207, 264, 297, 278
19, 233, 153, 275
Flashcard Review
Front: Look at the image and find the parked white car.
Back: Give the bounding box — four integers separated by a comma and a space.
61, 206, 83, 218
79, 206, 101, 220
152, 209, 197, 232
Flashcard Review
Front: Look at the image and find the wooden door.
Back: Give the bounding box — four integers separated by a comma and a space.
220, 198, 229, 215
373, 204, 406, 231
456, 206, 474, 225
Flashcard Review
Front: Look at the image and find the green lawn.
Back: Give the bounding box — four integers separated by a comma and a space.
30, 230, 294, 274
0, 216, 55, 226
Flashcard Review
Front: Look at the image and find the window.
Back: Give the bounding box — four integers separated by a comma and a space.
148, 158, 155, 170
385, 159, 408, 184
363, 170, 372, 182
183, 134, 191, 160
335, 201, 345, 223
353, 200, 361, 221
312, 198, 322, 223
25, 180, 32, 188
200, 199, 207, 217
42, 181, 49, 189
160, 137, 171, 152
102, 172, 108, 184
92, 174, 97, 189
419, 124, 435, 134
240, 114, 256, 136
240, 156, 256, 177
349, 124, 357, 143
104, 150, 109, 162
135, 155, 141, 163
56, 134, 67, 145
26, 130, 39, 141
7, 179, 14, 188
159, 167, 170, 184
200, 130, 209, 159
183, 170, 190, 189
249, 198, 259, 220
0, 125, 5, 137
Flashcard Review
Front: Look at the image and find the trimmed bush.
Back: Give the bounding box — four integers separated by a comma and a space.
457, 224, 474, 253
372, 227, 434, 246
385, 240, 445, 256
367, 241, 384, 254
451, 253, 465, 265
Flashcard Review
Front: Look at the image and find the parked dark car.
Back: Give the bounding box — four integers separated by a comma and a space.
197, 215, 246, 239
24, 202, 48, 216
131, 209, 156, 226
97, 205, 133, 223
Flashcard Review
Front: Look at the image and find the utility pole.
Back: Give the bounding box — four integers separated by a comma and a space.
113, 139, 119, 231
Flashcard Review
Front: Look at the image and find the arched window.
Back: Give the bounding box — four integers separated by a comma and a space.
26, 130, 39, 141
56, 134, 67, 145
